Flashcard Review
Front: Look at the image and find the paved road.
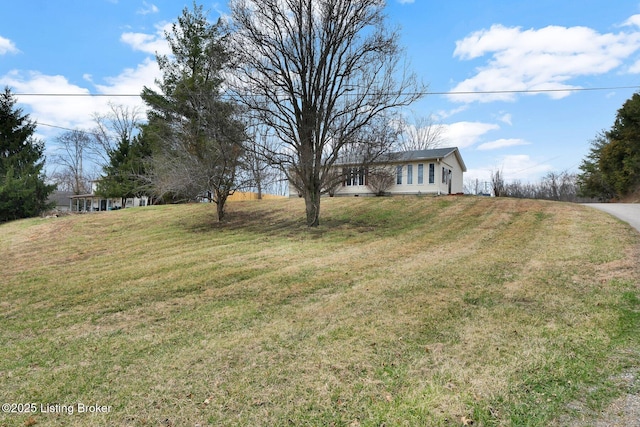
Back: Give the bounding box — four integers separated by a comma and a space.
584, 203, 640, 233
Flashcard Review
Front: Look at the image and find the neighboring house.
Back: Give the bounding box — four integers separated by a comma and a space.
289, 147, 466, 197
68, 181, 150, 212
48, 191, 74, 212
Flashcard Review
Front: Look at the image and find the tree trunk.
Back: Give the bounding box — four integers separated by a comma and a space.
303, 186, 321, 227
215, 189, 228, 221
256, 179, 262, 200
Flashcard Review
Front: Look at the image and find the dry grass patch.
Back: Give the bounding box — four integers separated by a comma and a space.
1, 197, 639, 426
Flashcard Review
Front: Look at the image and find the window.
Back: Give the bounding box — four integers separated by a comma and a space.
396, 165, 402, 185
407, 164, 413, 184
344, 167, 366, 186
418, 164, 424, 184
429, 163, 435, 184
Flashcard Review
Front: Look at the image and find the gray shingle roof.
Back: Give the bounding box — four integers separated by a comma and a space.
335, 147, 466, 171
386, 147, 458, 161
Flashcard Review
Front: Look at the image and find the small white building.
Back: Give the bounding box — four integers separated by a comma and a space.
68, 181, 150, 212
290, 147, 467, 197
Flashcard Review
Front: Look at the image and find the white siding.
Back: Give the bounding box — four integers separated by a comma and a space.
290, 148, 466, 197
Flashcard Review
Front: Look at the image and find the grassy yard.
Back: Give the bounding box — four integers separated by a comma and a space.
1, 196, 639, 426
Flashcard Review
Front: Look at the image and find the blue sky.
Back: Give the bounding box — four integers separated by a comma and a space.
2, 1, 640, 186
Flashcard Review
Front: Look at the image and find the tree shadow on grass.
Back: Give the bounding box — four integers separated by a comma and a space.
177, 202, 346, 239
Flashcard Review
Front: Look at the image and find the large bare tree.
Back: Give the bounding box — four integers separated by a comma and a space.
91, 102, 142, 168
51, 130, 94, 195
229, 0, 423, 226
395, 113, 445, 152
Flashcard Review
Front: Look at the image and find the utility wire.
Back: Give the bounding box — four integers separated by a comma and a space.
38, 122, 92, 132
15, 93, 141, 97
424, 85, 640, 96
13, 85, 640, 98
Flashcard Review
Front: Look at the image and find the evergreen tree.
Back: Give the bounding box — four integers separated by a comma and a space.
0, 87, 55, 222
97, 130, 154, 204
141, 3, 246, 220
579, 92, 640, 200
578, 133, 617, 201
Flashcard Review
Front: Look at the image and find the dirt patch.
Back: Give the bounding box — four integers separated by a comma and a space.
556, 369, 640, 427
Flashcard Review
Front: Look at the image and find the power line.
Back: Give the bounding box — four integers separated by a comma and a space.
426, 85, 640, 96
13, 85, 640, 98
38, 122, 92, 133
15, 93, 141, 97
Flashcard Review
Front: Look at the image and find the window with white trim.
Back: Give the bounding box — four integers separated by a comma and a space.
344, 167, 366, 186
396, 165, 402, 185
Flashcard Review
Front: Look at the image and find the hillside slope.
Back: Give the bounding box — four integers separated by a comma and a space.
1, 197, 639, 426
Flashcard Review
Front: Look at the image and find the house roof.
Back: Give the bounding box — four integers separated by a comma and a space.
387, 147, 457, 161
391, 147, 466, 172
336, 147, 467, 172
335, 147, 467, 172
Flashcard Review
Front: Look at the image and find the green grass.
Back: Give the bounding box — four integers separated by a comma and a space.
0, 196, 639, 426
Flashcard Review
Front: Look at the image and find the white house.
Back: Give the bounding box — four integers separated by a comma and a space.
290, 147, 467, 197
68, 181, 151, 212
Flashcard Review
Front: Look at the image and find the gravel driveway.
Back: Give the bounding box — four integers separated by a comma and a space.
584, 203, 640, 233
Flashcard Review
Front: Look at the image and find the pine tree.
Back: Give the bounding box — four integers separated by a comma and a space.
579, 92, 640, 200
141, 3, 246, 220
0, 87, 55, 222
97, 130, 154, 204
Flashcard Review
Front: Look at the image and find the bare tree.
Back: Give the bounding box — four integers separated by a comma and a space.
244, 121, 280, 199
91, 102, 142, 168
366, 167, 395, 196
491, 169, 505, 197
51, 130, 94, 194
395, 113, 445, 151
229, 0, 423, 226
464, 178, 490, 196
558, 172, 579, 201
491, 170, 582, 201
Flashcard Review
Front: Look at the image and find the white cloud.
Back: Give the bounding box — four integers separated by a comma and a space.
497, 112, 512, 125
498, 154, 553, 181
0, 72, 111, 167
465, 154, 553, 185
0, 35, 19, 55
462, 167, 492, 185
434, 104, 469, 121
621, 14, 640, 28
440, 121, 499, 148
95, 57, 160, 97
120, 22, 172, 56
449, 21, 640, 103
137, 1, 159, 15
1, 60, 160, 138
477, 138, 529, 150
628, 59, 640, 74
